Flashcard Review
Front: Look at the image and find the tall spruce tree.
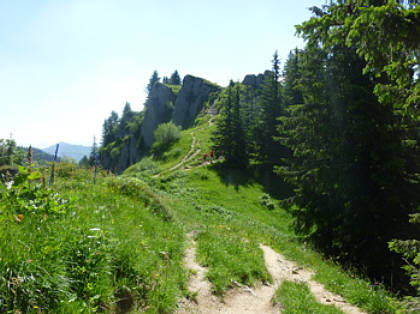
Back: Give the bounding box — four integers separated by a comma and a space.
231, 85, 248, 167
255, 51, 287, 167
212, 81, 234, 161
278, 1, 419, 288
146, 70, 160, 95
212, 82, 248, 167
101, 111, 119, 146
169, 70, 181, 85
283, 48, 303, 107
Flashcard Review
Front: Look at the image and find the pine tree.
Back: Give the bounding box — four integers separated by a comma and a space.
283, 48, 303, 107
101, 111, 119, 146
255, 51, 286, 167
146, 70, 160, 95
231, 85, 248, 167
212, 81, 234, 160
88, 136, 98, 167
169, 70, 181, 85
278, 1, 420, 287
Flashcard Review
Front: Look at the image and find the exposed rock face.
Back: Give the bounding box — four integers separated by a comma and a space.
116, 135, 140, 172
242, 71, 271, 88
173, 75, 220, 128
141, 83, 176, 148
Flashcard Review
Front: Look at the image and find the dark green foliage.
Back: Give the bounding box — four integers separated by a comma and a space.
231, 86, 248, 167
101, 111, 119, 146
277, 1, 420, 289
212, 81, 234, 159
259, 193, 275, 210
151, 122, 182, 157
254, 52, 288, 167
283, 48, 303, 108
88, 136, 98, 167
78, 155, 89, 168
169, 70, 181, 85
212, 82, 248, 167
389, 213, 420, 312
100, 103, 144, 173
146, 70, 160, 95
0, 139, 24, 167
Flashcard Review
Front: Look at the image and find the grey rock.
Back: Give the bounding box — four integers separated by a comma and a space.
141, 83, 176, 148
242, 71, 271, 88
173, 75, 220, 128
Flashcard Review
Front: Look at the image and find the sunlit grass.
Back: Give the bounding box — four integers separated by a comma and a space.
274, 281, 344, 314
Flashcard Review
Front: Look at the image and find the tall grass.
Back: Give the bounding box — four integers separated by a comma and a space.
0, 165, 187, 313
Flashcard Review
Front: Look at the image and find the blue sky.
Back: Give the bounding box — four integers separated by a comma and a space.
0, 0, 324, 148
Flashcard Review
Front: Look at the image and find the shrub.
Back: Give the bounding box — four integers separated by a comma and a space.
124, 157, 160, 176
389, 213, 420, 312
151, 122, 181, 156
259, 193, 275, 210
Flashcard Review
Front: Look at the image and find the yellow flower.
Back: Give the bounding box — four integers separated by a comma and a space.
15, 214, 24, 222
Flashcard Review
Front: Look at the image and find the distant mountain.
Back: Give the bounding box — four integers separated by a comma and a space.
31, 147, 58, 162
42, 142, 91, 162
16, 146, 58, 165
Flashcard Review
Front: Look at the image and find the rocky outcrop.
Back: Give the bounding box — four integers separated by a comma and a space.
141, 83, 176, 148
172, 75, 221, 128
242, 70, 271, 88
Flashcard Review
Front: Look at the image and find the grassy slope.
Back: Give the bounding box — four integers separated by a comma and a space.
0, 165, 187, 313
123, 118, 403, 313
1, 116, 404, 313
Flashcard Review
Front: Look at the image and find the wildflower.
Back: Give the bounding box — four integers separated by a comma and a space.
15, 214, 24, 222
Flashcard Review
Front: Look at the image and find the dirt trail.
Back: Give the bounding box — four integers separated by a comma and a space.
260, 245, 365, 314
207, 106, 217, 126
177, 234, 365, 314
169, 135, 200, 172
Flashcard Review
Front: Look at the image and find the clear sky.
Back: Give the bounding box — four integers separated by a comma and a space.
0, 0, 324, 148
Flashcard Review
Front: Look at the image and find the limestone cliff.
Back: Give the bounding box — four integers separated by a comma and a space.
141, 83, 176, 148
242, 70, 271, 88
172, 75, 221, 128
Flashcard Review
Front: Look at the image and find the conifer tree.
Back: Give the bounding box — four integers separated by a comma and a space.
278, 1, 419, 287
255, 51, 286, 167
169, 70, 181, 85
101, 111, 119, 146
231, 85, 248, 167
146, 70, 160, 95
212, 81, 234, 161
283, 48, 303, 107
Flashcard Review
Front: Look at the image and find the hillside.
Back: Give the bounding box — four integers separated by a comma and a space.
0, 113, 404, 313
120, 116, 400, 313
42, 142, 91, 162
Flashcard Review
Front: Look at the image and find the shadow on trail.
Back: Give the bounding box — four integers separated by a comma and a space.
210, 162, 293, 200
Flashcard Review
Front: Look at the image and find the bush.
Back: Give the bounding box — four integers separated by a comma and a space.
123, 157, 160, 176
259, 193, 275, 210
151, 122, 181, 156
389, 213, 420, 312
